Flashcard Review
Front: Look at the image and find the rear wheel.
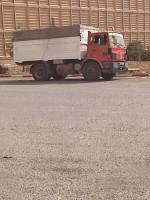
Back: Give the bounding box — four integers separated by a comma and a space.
101, 73, 115, 80
32, 63, 49, 81
82, 61, 101, 81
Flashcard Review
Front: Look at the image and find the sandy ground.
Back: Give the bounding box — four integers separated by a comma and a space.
0, 77, 150, 200
128, 61, 150, 74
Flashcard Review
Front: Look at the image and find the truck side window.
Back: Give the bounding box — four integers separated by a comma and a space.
94, 35, 107, 45
89, 36, 93, 46
94, 36, 100, 45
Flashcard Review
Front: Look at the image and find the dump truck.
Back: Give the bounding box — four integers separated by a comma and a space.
13, 24, 128, 81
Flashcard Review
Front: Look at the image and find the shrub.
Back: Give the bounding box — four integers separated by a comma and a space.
127, 50, 143, 61
127, 41, 144, 52
127, 41, 147, 61
0, 65, 8, 74
141, 50, 150, 61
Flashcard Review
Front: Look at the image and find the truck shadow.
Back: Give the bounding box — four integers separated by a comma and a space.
0, 78, 119, 85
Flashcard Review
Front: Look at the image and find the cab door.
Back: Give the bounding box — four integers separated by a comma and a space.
90, 34, 109, 62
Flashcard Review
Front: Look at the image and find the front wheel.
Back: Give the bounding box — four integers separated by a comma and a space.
101, 73, 116, 80
82, 61, 101, 81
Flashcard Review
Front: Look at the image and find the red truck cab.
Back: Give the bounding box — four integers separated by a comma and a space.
81, 31, 128, 80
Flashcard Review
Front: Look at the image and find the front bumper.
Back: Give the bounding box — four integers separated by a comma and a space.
102, 61, 128, 73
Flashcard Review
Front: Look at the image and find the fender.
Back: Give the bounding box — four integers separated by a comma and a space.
81, 57, 103, 72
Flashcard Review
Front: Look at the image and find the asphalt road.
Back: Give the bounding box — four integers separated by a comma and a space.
0, 77, 150, 200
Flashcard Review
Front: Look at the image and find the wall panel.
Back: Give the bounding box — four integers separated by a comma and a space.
28, 0, 38, 5
3, 6, 15, 30
124, 0, 130, 10
124, 12, 130, 30
99, 0, 106, 9
107, 0, 115, 9
99, 11, 107, 30
15, 6, 27, 29
91, 10, 99, 28
80, 0, 89, 8
138, 0, 144, 10
124, 33, 131, 45
50, 0, 60, 6
138, 13, 145, 30
130, 0, 137, 10
0, 6, 3, 30
130, 13, 137, 30
145, 33, 150, 48
90, 0, 98, 8
81, 9, 89, 25
116, 12, 123, 31
145, 14, 150, 30
39, 0, 49, 5
145, 0, 150, 11
28, 7, 40, 29
50, 8, 61, 26
62, 9, 71, 26
131, 32, 138, 41
139, 33, 145, 44
0, 33, 5, 57
107, 11, 115, 29
71, 0, 80, 7
15, 0, 26, 3
72, 9, 80, 24
116, 0, 123, 10
40, 8, 50, 28
62, 0, 71, 7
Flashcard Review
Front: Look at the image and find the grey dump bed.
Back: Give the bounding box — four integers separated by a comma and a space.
13, 25, 100, 64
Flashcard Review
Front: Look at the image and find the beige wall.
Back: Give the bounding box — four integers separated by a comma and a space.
0, 0, 150, 59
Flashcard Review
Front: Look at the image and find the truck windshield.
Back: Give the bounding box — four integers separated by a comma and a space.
109, 33, 125, 47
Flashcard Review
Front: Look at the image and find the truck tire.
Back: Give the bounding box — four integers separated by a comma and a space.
82, 61, 101, 81
101, 73, 115, 80
52, 75, 66, 80
32, 63, 49, 81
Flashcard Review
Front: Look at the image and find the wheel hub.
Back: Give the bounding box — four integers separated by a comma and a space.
87, 67, 94, 75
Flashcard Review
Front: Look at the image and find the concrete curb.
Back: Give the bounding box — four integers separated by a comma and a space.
0, 74, 32, 78
0, 75, 12, 78
132, 73, 149, 77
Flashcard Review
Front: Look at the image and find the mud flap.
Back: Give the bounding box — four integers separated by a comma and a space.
42, 61, 55, 75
